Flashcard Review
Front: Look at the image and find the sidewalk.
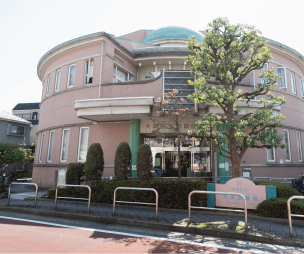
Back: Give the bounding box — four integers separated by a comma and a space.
0, 196, 303, 248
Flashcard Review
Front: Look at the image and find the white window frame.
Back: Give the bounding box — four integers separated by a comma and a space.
77, 127, 89, 162
291, 72, 296, 94
55, 69, 61, 92
283, 129, 291, 162
84, 58, 94, 85
60, 129, 70, 163
113, 65, 133, 83
296, 132, 303, 162
46, 75, 51, 95
299, 78, 304, 98
266, 147, 276, 162
67, 64, 76, 87
47, 131, 54, 163
38, 133, 44, 163
277, 67, 287, 89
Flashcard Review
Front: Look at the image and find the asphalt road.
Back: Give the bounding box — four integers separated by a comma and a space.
0, 210, 303, 253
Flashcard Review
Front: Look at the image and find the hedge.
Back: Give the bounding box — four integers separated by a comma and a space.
255, 181, 302, 198
256, 198, 304, 219
48, 178, 207, 210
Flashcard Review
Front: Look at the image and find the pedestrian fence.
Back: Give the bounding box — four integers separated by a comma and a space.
188, 191, 248, 229
7, 183, 38, 207
287, 196, 304, 237
55, 184, 91, 213
113, 187, 159, 219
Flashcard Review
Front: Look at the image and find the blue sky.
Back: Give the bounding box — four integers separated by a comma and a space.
0, 0, 303, 113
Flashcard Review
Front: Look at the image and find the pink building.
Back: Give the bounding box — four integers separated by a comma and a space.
33, 27, 304, 188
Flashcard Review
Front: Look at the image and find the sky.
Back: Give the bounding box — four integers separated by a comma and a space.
0, 0, 303, 113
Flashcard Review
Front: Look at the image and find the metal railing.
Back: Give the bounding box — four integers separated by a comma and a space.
55, 184, 91, 213
188, 191, 247, 228
287, 196, 304, 237
251, 177, 294, 184
113, 187, 159, 219
7, 183, 38, 207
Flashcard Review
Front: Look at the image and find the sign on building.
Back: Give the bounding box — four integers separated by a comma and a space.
57, 169, 66, 187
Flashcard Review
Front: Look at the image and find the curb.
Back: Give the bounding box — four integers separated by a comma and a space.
24, 197, 304, 227
0, 206, 303, 248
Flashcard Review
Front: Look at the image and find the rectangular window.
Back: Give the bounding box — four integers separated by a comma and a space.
266, 148, 275, 162
114, 57, 124, 66
55, 69, 61, 92
300, 78, 304, 97
262, 63, 268, 85
296, 132, 303, 162
113, 66, 133, 83
84, 58, 94, 84
291, 73, 296, 93
47, 131, 54, 163
68, 64, 76, 87
46, 75, 51, 95
277, 67, 286, 88
283, 130, 291, 162
60, 129, 70, 162
9, 125, 24, 135
39, 133, 44, 163
77, 127, 89, 162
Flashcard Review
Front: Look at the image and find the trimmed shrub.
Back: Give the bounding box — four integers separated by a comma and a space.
66, 163, 85, 185
114, 142, 132, 180
255, 181, 302, 198
47, 178, 207, 210
256, 198, 304, 219
85, 143, 104, 183
137, 144, 152, 180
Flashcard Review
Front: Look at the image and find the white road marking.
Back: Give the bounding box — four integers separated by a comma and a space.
0, 215, 266, 253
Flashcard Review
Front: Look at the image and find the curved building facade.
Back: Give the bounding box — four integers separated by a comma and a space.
33, 27, 304, 188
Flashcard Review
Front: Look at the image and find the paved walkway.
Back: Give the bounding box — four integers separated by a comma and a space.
1, 195, 303, 241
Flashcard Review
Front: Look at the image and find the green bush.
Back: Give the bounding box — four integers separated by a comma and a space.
114, 142, 132, 180
137, 144, 152, 180
48, 178, 207, 210
66, 163, 85, 185
85, 143, 104, 183
256, 198, 304, 219
255, 181, 302, 198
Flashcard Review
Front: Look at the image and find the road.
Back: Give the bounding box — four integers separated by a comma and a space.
0, 211, 303, 253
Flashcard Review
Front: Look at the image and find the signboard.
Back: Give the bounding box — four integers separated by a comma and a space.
57, 169, 66, 187
132, 165, 137, 171
155, 158, 161, 167
215, 177, 267, 209
225, 162, 229, 171
140, 119, 200, 134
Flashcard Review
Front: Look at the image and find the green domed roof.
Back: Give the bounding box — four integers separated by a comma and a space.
142, 26, 204, 44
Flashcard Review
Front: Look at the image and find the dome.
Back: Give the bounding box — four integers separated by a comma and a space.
142, 26, 204, 44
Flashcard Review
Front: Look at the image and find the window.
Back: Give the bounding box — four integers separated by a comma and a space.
55, 69, 61, 92
84, 58, 94, 84
300, 78, 304, 97
39, 133, 44, 163
277, 67, 286, 88
32, 112, 38, 120
291, 73, 296, 93
47, 131, 54, 163
9, 125, 24, 135
296, 132, 303, 162
114, 57, 124, 66
68, 64, 76, 87
283, 130, 291, 162
60, 129, 69, 162
266, 148, 275, 162
77, 127, 89, 162
262, 63, 268, 85
151, 71, 161, 78
46, 75, 51, 95
113, 66, 133, 83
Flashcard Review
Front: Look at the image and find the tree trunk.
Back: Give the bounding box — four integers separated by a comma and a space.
231, 155, 241, 178
178, 140, 181, 179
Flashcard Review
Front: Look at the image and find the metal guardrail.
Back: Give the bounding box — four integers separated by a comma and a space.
287, 196, 304, 237
7, 183, 38, 207
188, 191, 248, 229
55, 184, 91, 213
113, 187, 159, 219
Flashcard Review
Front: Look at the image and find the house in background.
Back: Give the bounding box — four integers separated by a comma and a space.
12, 103, 40, 145
0, 110, 31, 148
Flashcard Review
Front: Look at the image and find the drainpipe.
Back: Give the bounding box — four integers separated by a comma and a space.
99, 41, 104, 99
